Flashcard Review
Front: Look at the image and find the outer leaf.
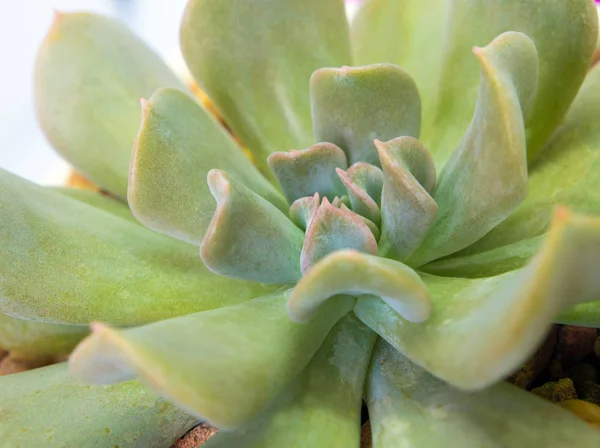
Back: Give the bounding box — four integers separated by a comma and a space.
53, 187, 137, 223
351, 0, 448, 147
0, 170, 275, 325
0, 363, 196, 447
408, 32, 537, 267
354, 0, 598, 165
366, 340, 600, 447
180, 0, 351, 169
69, 290, 353, 429
129, 88, 286, 245
300, 199, 378, 274
430, 0, 597, 164
0, 313, 87, 359
455, 59, 600, 258
355, 209, 600, 390
267, 143, 348, 203
311, 64, 421, 166
290, 250, 431, 324
376, 137, 438, 261
35, 12, 186, 198
200, 170, 304, 284
204, 315, 377, 448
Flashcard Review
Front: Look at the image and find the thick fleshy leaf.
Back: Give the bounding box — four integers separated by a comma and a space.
69, 290, 353, 429
35, 12, 186, 198
300, 199, 378, 274
0, 313, 87, 359
340, 204, 380, 241
376, 137, 438, 261
200, 170, 304, 284
454, 59, 600, 259
354, 0, 598, 165
290, 250, 431, 324
129, 88, 286, 245
422, 235, 544, 278
204, 315, 377, 448
53, 187, 136, 222
0, 169, 275, 325
0, 363, 196, 447
311, 64, 421, 166
180, 0, 351, 169
267, 143, 347, 203
351, 0, 448, 147
336, 164, 382, 225
289, 193, 320, 231
366, 340, 600, 447
408, 32, 536, 267
355, 209, 600, 390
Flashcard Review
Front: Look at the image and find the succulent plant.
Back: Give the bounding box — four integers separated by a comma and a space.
3, 0, 600, 446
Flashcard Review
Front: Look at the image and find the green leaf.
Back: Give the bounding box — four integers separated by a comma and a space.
376, 137, 438, 261
311, 64, 421, 166
336, 163, 383, 226
267, 143, 347, 203
354, 0, 598, 166
300, 199, 378, 274
289, 250, 431, 324
35, 12, 186, 199
408, 32, 536, 267
421, 235, 544, 278
52, 187, 137, 223
455, 60, 600, 259
204, 315, 377, 448
0, 169, 276, 325
180, 0, 351, 169
0, 313, 88, 359
129, 88, 286, 245
69, 290, 353, 429
355, 209, 600, 390
200, 170, 304, 284
0, 363, 196, 447
289, 194, 320, 231
351, 0, 449, 150
366, 340, 600, 447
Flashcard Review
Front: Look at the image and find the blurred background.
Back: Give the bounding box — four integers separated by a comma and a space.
0, 0, 361, 186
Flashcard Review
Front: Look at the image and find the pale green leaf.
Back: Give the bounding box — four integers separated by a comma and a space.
0, 313, 87, 359
53, 187, 136, 223
180, 0, 351, 169
351, 0, 448, 151
267, 143, 347, 203
129, 88, 286, 245
69, 290, 353, 429
456, 59, 600, 258
311, 64, 420, 166
204, 315, 376, 448
200, 170, 304, 284
35, 12, 186, 198
376, 137, 438, 261
0, 363, 196, 447
354, 0, 598, 166
355, 209, 600, 390
0, 169, 276, 325
290, 250, 431, 324
366, 340, 600, 447
300, 199, 378, 274
408, 32, 536, 267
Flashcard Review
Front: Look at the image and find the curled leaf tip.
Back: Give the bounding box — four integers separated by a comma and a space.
291, 249, 431, 323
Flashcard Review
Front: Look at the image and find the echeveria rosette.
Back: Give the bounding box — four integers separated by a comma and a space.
2, 0, 600, 446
